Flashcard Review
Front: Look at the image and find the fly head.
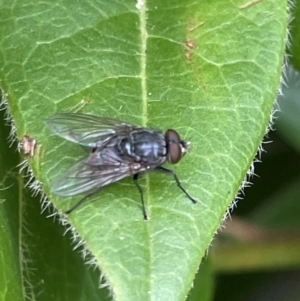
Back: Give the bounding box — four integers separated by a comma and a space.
165, 129, 189, 164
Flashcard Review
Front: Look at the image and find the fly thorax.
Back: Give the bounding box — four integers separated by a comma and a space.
118, 137, 133, 157
131, 130, 166, 164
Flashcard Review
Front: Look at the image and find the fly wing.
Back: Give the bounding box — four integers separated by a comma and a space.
50, 147, 147, 196
45, 113, 142, 148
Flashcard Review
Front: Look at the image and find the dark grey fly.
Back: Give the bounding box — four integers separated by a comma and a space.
45, 113, 197, 219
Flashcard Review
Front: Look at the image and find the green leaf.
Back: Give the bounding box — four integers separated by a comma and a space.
0, 108, 109, 301
0, 0, 288, 300
0, 109, 23, 301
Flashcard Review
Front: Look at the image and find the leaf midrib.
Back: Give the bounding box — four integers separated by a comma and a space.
138, 2, 153, 300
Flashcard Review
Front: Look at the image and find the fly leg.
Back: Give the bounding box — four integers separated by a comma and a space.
155, 166, 197, 204
65, 189, 101, 215
133, 173, 148, 220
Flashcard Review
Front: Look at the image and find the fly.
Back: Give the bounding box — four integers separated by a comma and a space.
45, 113, 197, 220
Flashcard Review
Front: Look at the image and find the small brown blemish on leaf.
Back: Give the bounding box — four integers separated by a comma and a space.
20, 135, 36, 157
184, 19, 204, 63
186, 39, 195, 49
238, 0, 262, 9
184, 39, 196, 63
